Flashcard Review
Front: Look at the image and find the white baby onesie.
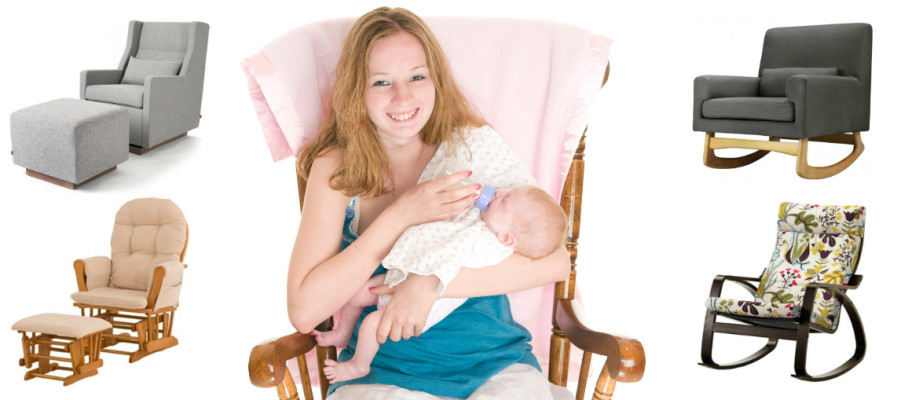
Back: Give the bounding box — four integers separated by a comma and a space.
379, 125, 536, 331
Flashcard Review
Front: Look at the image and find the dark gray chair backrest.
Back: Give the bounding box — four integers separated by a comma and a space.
758, 23, 872, 88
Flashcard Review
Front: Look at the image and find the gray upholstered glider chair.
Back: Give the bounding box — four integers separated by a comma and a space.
693, 23, 872, 179
81, 21, 209, 154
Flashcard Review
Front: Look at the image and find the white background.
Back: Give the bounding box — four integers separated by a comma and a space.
1, 0, 896, 399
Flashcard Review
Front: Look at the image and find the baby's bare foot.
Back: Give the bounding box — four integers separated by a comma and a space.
323, 358, 370, 383
311, 329, 351, 348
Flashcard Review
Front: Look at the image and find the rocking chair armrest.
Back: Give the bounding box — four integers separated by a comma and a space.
249, 331, 318, 388
800, 275, 864, 311
694, 75, 760, 131
73, 256, 112, 291
708, 274, 762, 298
556, 299, 645, 383
248, 320, 333, 388
785, 75, 868, 134
80, 69, 123, 99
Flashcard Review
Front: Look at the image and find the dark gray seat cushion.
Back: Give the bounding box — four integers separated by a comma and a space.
85, 84, 145, 108
702, 97, 794, 122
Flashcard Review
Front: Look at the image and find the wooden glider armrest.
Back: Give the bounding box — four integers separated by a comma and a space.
248, 318, 333, 389
799, 275, 864, 312
556, 299, 645, 383
708, 274, 763, 298
249, 331, 318, 388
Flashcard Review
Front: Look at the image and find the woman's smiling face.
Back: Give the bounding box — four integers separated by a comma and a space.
365, 31, 436, 145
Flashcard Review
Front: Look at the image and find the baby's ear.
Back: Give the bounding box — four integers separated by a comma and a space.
498, 231, 517, 247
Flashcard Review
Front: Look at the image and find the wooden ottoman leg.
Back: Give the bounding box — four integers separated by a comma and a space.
64, 338, 86, 386
19, 333, 33, 368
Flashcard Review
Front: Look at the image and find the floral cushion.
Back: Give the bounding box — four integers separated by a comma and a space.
707, 203, 865, 331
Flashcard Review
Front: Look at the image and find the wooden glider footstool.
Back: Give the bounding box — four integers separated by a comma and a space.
11, 313, 112, 385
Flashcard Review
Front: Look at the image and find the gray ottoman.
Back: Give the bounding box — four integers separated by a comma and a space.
10, 98, 128, 189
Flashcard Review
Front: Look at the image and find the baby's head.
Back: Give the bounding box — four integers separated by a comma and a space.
482, 185, 567, 259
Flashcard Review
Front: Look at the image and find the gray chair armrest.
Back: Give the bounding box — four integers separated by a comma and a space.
80, 69, 123, 99
143, 75, 203, 146
786, 75, 868, 138
693, 75, 761, 130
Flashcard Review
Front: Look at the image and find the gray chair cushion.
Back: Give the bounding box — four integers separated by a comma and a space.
702, 97, 794, 122
121, 57, 181, 85
135, 23, 191, 62
760, 67, 838, 97
85, 84, 145, 108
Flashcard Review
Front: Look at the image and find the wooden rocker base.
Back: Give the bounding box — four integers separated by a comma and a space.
16, 331, 105, 386
26, 166, 117, 189
129, 132, 188, 155
791, 297, 866, 382
700, 306, 866, 381
699, 337, 778, 370
703, 132, 864, 179
80, 307, 180, 363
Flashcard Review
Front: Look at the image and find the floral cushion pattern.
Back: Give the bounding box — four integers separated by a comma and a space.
708, 203, 865, 331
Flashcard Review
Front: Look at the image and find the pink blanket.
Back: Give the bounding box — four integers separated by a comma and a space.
243, 16, 612, 382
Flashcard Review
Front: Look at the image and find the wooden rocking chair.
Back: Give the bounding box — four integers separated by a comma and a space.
243, 16, 645, 400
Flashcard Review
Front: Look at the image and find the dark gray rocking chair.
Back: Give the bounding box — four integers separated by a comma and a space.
693, 24, 872, 179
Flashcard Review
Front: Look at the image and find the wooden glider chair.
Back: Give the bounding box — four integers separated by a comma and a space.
70, 198, 189, 363
693, 23, 872, 179
700, 202, 866, 381
242, 17, 645, 399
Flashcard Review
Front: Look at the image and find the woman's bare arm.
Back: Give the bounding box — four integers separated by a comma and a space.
444, 246, 570, 297
287, 151, 378, 333
373, 245, 569, 342
287, 152, 478, 333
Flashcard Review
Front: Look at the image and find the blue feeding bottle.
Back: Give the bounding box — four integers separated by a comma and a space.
433, 157, 496, 211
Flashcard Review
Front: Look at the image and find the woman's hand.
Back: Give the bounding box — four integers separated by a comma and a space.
390, 171, 478, 228
370, 274, 441, 343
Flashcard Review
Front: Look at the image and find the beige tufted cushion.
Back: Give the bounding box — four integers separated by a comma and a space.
109, 198, 187, 291
12, 313, 112, 339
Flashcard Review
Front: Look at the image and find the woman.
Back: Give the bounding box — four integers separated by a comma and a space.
287, 7, 570, 399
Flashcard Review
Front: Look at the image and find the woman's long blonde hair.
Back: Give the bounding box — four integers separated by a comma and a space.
299, 7, 485, 198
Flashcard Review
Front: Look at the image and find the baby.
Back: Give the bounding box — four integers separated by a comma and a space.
313, 185, 567, 383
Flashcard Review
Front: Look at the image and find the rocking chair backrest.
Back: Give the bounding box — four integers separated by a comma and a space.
758, 23, 872, 85
756, 202, 865, 330
109, 198, 188, 291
